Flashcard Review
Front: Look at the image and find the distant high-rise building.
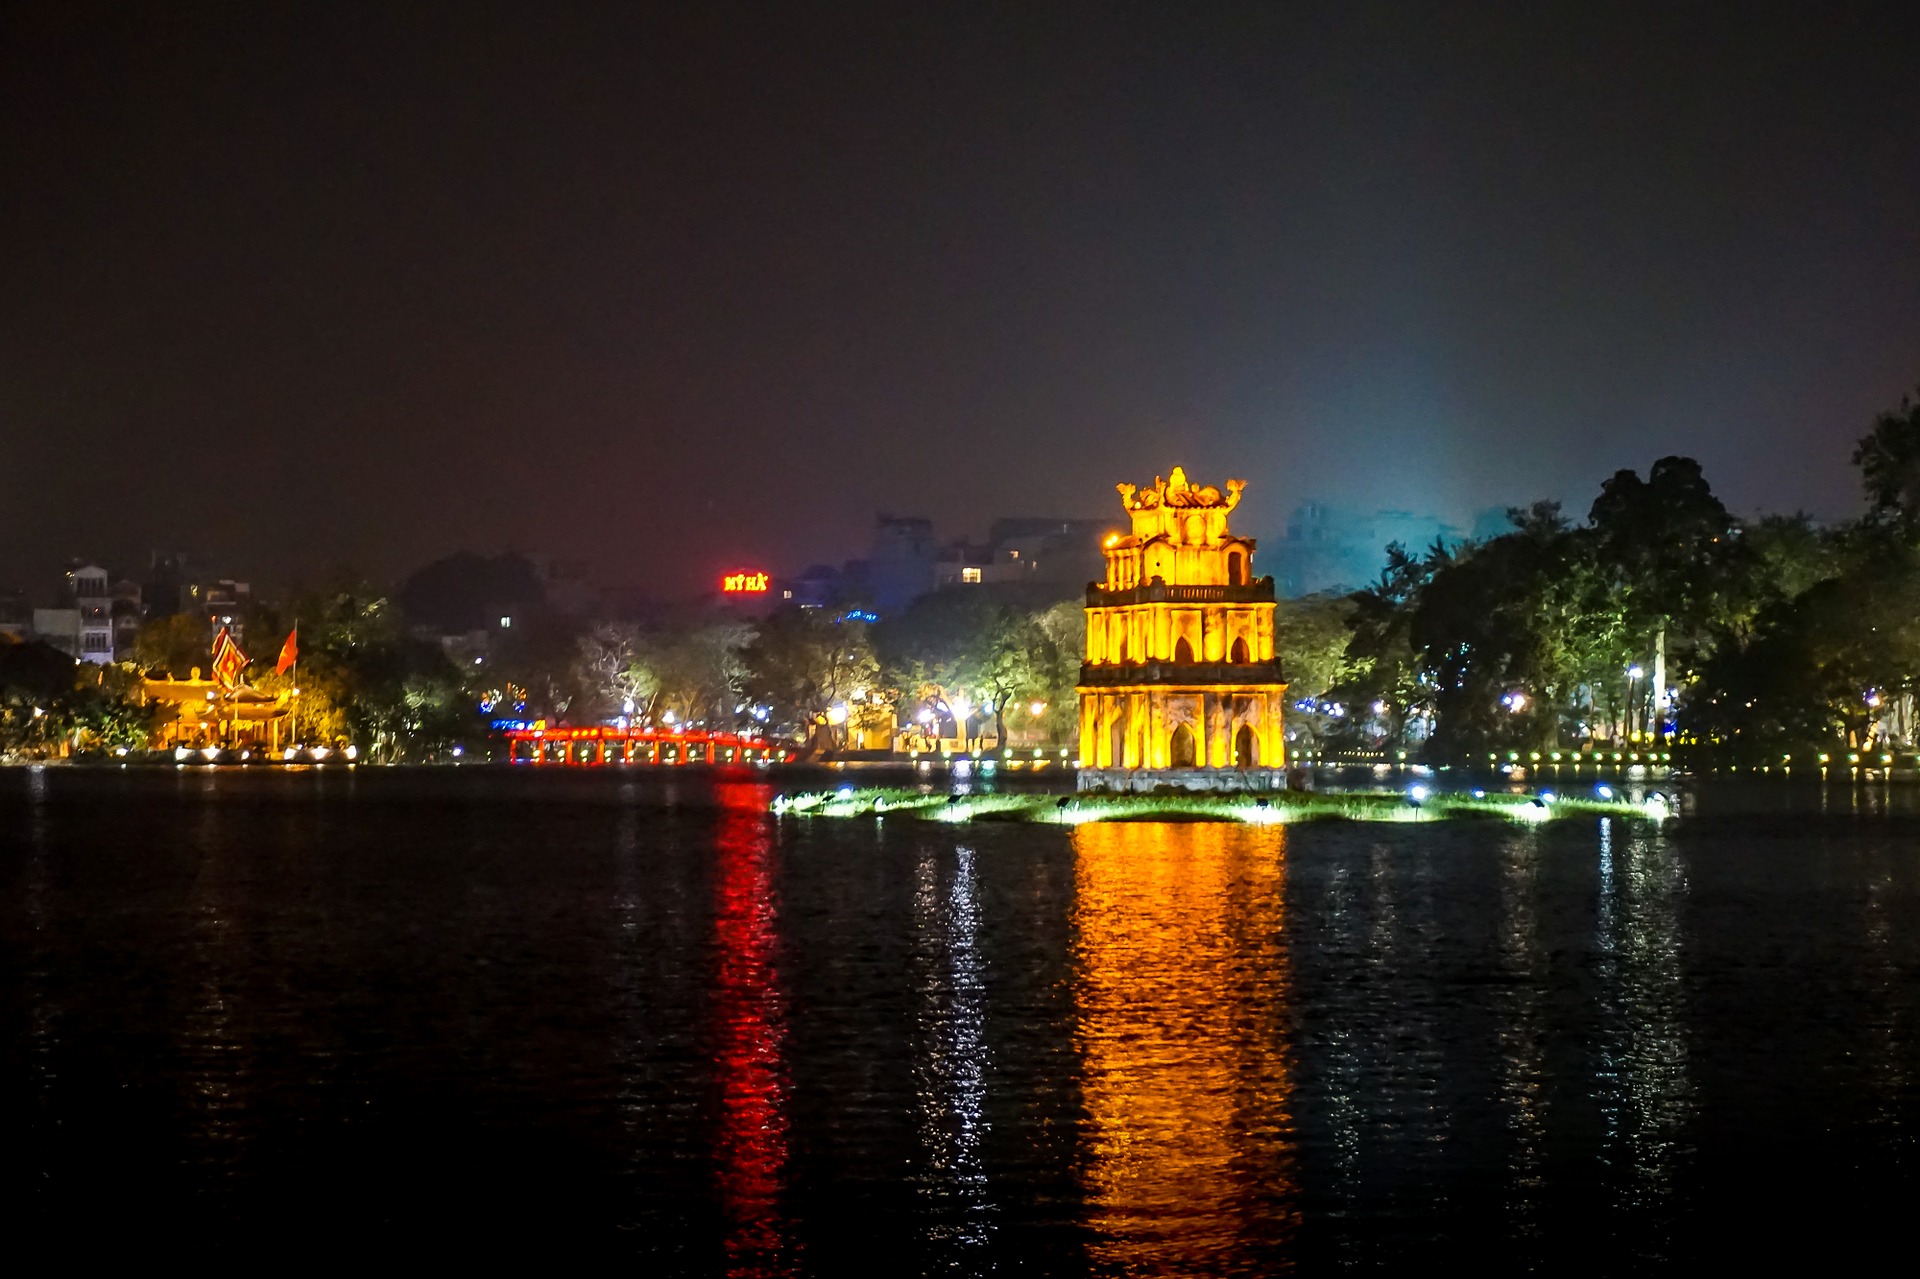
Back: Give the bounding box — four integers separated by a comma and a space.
143, 551, 193, 619
65, 564, 115, 664
1268, 504, 1464, 596
866, 515, 940, 613
31, 607, 81, 658
111, 579, 144, 660
985, 517, 1111, 590
796, 512, 1114, 615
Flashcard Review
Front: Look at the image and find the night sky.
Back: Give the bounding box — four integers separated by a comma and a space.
5, 3, 1917, 600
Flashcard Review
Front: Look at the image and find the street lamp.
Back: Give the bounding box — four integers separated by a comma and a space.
949, 696, 972, 750
1626, 665, 1644, 740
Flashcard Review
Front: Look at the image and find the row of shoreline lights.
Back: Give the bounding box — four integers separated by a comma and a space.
1482, 750, 1916, 767
172, 744, 358, 762
1409, 780, 1671, 821
1492, 750, 1673, 763
906, 748, 1074, 761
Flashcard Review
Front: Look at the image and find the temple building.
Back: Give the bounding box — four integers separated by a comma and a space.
140, 674, 294, 754
1077, 467, 1289, 792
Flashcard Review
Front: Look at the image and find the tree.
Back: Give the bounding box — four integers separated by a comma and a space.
572, 622, 658, 721
1685, 558, 1920, 757
1339, 505, 1631, 761
971, 608, 1057, 750
640, 619, 751, 730
1029, 600, 1085, 746
134, 613, 212, 678
1588, 457, 1746, 734
0, 644, 153, 757
1406, 528, 1571, 758
1852, 388, 1920, 530
1270, 593, 1355, 748
1334, 541, 1442, 749
1736, 513, 1840, 626
874, 587, 1062, 749
276, 587, 479, 759
0, 641, 79, 757
64, 665, 159, 752
1685, 508, 1920, 758
739, 607, 878, 742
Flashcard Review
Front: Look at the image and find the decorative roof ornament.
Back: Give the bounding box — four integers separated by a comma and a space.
1117, 467, 1245, 513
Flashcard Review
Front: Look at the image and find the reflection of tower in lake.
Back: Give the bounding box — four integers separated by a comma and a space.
710, 782, 795, 1277
912, 843, 992, 1259
1071, 823, 1298, 1270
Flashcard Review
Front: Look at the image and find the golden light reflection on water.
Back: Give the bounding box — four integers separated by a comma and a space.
1071, 822, 1298, 1273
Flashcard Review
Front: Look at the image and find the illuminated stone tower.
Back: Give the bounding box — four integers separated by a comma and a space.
1077, 467, 1289, 792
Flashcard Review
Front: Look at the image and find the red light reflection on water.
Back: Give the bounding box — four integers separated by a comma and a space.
710, 781, 795, 1277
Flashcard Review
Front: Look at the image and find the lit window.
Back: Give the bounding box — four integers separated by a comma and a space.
961, 567, 982, 584
500, 616, 512, 628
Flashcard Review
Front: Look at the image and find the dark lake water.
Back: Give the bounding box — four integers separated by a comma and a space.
3, 766, 1917, 1270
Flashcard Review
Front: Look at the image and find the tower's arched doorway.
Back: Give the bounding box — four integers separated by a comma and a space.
1109, 714, 1126, 768
1227, 549, 1247, 585
1234, 724, 1256, 767
1174, 636, 1194, 663
1229, 637, 1249, 663
1170, 722, 1197, 768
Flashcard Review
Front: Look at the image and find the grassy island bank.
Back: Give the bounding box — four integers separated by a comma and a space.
770, 786, 1667, 827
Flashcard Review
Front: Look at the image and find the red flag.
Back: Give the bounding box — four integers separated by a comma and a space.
210, 627, 249, 690
275, 626, 298, 676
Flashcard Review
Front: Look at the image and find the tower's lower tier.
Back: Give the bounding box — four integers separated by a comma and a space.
1076, 681, 1289, 776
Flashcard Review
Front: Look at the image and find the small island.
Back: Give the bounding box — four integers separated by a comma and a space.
770, 785, 1669, 826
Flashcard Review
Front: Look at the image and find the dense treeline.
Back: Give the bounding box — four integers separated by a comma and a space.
1307, 388, 1920, 763
0, 642, 154, 758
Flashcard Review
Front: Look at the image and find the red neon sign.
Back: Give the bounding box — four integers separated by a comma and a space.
722, 571, 770, 594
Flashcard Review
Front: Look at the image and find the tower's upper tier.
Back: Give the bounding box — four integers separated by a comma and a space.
1101, 466, 1261, 590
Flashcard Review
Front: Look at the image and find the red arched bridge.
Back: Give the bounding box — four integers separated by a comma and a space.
502, 725, 789, 766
